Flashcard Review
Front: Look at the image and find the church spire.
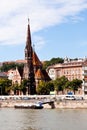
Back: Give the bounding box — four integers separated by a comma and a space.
25, 19, 32, 60
24, 19, 36, 95
27, 18, 32, 46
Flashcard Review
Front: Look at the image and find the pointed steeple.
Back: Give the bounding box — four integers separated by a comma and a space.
25, 19, 32, 60
27, 18, 32, 47
23, 19, 50, 94
24, 19, 36, 95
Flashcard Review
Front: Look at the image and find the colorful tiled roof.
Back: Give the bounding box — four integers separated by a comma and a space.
35, 69, 45, 79
33, 51, 42, 67
35, 69, 51, 81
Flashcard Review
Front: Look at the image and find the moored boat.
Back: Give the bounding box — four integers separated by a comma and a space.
14, 102, 43, 109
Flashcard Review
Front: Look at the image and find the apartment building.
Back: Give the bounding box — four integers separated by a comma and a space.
47, 57, 87, 95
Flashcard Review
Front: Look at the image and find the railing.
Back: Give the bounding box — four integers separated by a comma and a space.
0, 94, 85, 100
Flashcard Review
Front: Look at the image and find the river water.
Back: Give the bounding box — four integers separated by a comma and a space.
0, 108, 87, 130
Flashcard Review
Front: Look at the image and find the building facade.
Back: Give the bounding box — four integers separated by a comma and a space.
7, 67, 22, 85
47, 57, 87, 95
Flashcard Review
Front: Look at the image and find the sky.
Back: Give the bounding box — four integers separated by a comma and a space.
0, 0, 87, 62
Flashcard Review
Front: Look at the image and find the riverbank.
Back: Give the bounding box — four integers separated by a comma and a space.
42, 100, 87, 109
1, 99, 87, 109
54, 100, 87, 109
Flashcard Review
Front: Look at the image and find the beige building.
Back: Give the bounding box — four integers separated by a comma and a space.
47, 57, 87, 95
7, 67, 22, 85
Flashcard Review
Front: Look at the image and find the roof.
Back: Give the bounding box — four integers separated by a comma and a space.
18, 67, 24, 78
35, 69, 51, 81
33, 51, 42, 67
41, 70, 51, 81
16, 60, 26, 64
35, 69, 45, 79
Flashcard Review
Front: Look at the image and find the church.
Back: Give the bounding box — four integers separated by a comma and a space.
8, 20, 50, 95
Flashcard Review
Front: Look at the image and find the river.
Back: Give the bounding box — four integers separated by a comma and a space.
0, 108, 87, 130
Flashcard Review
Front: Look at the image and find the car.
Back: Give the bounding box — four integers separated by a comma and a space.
75, 96, 84, 100
64, 95, 76, 100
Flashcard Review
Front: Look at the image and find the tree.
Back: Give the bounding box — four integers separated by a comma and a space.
0, 63, 24, 72
46, 81, 54, 91
21, 79, 28, 95
70, 79, 82, 94
53, 78, 62, 93
12, 83, 21, 95
43, 57, 64, 69
36, 81, 50, 95
53, 76, 68, 94
0, 79, 12, 95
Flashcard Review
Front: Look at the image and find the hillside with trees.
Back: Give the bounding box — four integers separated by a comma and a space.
43, 57, 64, 69
0, 62, 24, 72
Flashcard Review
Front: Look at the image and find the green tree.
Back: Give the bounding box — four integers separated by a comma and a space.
53, 76, 68, 94
12, 83, 21, 95
0, 63, 24, 72
0, 79, 12, 95
43, 57, 64, 69
46, 81, 54, 91
64, 80, 72, 89
36, 81, 50, 95
70, 79, 82, 94
53, 78, 62, 93
21, 79, 28, 95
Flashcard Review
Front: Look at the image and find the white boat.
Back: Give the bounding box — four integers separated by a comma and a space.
14, 102, 43, 109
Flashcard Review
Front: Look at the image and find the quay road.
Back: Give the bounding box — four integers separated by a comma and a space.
0, 94, 86, 100
0, 95, 87, 108
0, 95, 56, 108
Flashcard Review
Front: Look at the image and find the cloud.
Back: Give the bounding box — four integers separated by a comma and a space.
0, 0, 87, 47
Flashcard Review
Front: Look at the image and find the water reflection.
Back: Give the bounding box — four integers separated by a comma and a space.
0, 108, 87, 130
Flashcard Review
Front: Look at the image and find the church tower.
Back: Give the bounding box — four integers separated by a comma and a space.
23, 19, 36, 94
23, 19, 51, 94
